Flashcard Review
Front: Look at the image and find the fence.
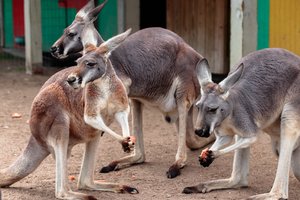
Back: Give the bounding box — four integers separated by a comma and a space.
0, 0, 117, 71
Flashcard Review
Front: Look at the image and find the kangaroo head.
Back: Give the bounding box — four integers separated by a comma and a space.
50, 0, 106, 59
67, 27, 132, 89
194, 60, 243, 138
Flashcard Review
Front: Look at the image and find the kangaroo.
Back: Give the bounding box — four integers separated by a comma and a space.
50, 0, 215, 178
69, 27, 136, 153
182, 48, 300, 199
0, 29, 138, 200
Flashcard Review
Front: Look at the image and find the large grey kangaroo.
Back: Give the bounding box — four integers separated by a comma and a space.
51, 0, 214, 178
0, 28, 138, 200
183, 48, 300, 199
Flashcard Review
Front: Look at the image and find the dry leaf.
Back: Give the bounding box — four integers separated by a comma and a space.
68, 175, 76, 181
11, 113, 22, 118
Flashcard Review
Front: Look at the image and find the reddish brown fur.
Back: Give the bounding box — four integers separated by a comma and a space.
96, 45, 109, 54
85, 44, 97, 53
0, 1, 138, 199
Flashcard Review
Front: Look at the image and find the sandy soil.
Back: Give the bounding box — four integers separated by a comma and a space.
0, 63, 300, 200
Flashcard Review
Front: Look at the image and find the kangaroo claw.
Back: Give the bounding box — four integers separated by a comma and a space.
121, 136, 136, 153
199, 148, 214, 167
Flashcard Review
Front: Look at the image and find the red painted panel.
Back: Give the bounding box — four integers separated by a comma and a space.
12, 0, 24, 38
58, 0, 89, 11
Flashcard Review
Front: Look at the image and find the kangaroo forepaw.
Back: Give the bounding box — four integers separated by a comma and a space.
121, 136, 136, 153
199, 148, 214, 167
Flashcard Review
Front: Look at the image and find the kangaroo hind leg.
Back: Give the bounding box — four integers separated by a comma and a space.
78, 135, 138, 194
100, 100, 145, 173
248, 106, 300, 200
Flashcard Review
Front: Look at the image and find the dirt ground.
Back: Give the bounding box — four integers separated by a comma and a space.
0, 62, 300, 200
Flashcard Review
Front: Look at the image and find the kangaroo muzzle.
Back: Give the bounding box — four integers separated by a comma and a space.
67, 74, 82, 89
50, 43, 66, 58
195, 126, 210, 138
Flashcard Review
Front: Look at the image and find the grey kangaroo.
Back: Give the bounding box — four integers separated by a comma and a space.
183, 48, 300, 199
0, 29, 138, 200
51, 0, 214, 178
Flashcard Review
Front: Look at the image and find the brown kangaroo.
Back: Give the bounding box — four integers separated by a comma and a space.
0, 28, 138, 200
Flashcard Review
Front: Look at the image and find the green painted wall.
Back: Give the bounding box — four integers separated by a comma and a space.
97, 0, 118, 40
3, 0, 118, 51
42, 0, 118, 51
41, 1, 78, 51
3, 0, 14, 48
257, 0, 269, 49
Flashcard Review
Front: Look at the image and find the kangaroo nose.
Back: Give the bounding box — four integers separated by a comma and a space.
50, 46, 57, 53
67, 76, 76, 85
195, 127, 210, 138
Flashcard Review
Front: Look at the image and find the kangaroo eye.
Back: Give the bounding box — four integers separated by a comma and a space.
86, 62, 96, 68
68, 32, 77, 38
207, 107, 218, 113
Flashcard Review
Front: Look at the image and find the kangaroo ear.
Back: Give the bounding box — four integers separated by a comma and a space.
81, 24, 99, 54
83, 44, 97, 55
196, 58, 212, 89
219, 63, 244, 92
97, 28, 132, 58
86, 0, 107, 21
76, 0, 95, 19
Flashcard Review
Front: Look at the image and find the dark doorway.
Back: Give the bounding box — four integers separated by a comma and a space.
140, 0, 166, 29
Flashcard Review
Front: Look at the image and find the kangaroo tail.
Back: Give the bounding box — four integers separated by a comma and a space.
0, 136, 49, 187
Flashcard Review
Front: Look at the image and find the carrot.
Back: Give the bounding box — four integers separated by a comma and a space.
200, 148, 209, 158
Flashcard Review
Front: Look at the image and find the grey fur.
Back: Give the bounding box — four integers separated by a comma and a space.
50, 1, 215, 178
189, 48, 300, 199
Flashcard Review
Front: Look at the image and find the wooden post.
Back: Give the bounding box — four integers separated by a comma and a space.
124, 0, 139, 32
230, 0, 257, 71
242, 0, 257, 56
24, 0, 43, 75
230, 0, 243, 70
117, 0, 125, 33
